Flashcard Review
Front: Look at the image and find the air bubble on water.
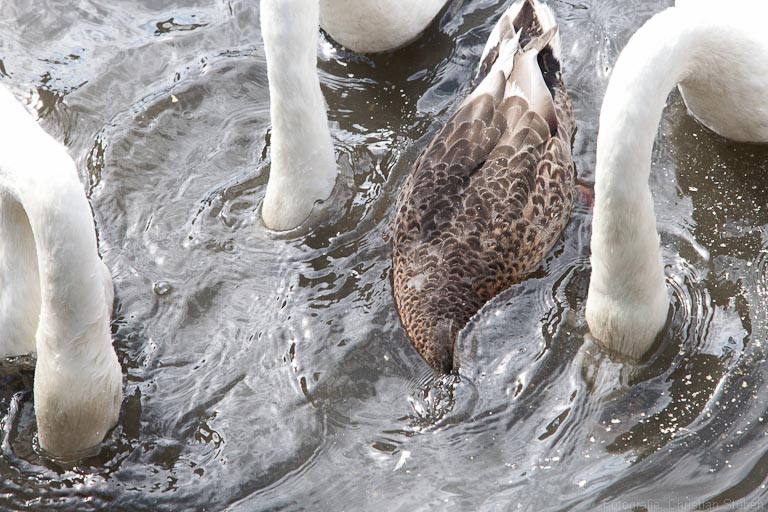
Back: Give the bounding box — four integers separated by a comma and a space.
153, 281, 172, 296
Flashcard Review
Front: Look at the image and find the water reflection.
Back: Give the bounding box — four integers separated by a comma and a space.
1, 0, 768, 510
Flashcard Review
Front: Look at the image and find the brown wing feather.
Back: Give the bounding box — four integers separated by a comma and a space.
392, 1, 576, 373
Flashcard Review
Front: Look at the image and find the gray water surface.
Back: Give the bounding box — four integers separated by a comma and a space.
2, 1, 768, 510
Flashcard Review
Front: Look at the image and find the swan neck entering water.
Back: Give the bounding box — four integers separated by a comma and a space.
261, 0, 337, 231
587, 8, 701, 359
0, 85, 121, 457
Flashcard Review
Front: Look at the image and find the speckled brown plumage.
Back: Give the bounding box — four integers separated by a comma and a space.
392, 0, 576, 373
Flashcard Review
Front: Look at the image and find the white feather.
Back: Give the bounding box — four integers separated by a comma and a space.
0, 84, 122, 459
261, 0, 448, 230
586, 2, 768, 359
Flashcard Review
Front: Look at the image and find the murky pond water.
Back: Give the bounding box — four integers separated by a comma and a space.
2, 0, 768, 510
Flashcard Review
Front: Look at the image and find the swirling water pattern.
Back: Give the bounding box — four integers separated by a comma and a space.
1, 0, 767, 510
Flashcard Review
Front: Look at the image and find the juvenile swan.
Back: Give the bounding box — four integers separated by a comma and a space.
260, 0, 448, 231
0, 84, 122, 458
586, 2, 768, 360
393, 0, 576, 372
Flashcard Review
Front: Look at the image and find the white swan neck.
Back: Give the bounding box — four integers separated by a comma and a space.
0, 86, 112, 359
260, 0, 336, 231
587, 8, 698, 358
0, 85, 121, 457
596, 9, 694, 196
588, 4, 768, 360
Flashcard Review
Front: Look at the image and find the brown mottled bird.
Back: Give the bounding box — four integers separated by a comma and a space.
392, 0, 576, 373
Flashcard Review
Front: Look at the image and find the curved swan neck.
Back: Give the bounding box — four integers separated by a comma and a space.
260, 0, 337, 231
0, 85, 111, 357
0, 84, 121, 458
593, 9, 697, 262
596, 9, 694, 199
588, 4, 768, 359
587, 8, 703, 359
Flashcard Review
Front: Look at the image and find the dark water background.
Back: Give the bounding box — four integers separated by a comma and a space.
1, 0, 768, 510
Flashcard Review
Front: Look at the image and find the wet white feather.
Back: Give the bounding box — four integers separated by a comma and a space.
260, 0, 448, 230
587, 2, 768, 359
0, 84, 122, 459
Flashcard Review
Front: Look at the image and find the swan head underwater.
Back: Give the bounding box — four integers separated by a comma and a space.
0, 84, 122, 460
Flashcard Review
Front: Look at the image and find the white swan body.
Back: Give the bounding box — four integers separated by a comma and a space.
319, 0, 447, 53
0, 84, 122, 458
586, 2, 768, 359
260, 0, 448, 231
